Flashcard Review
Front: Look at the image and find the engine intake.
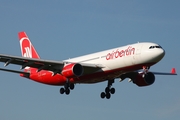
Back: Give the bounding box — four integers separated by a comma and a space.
61, 63, 83, 78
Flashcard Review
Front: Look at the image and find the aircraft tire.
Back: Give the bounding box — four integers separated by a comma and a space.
65, 89, 70, 95
110, 88, 115, 94
101, 92, 106, 99
106, 93, 111, 99
105, 87, 110, 93
60, 88, 65, 94
70, 83, 75, 90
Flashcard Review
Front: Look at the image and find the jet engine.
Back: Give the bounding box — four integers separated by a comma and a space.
61, 63, 83, 78
133, 72, 155, 87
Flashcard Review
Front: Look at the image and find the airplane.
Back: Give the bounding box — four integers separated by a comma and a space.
0, 31, 177, 99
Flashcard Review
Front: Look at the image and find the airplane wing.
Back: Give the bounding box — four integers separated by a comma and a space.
152, 68, 177, 75
0, 67, 29, 74
136, 68, 177, 76
0, 54, 104, 74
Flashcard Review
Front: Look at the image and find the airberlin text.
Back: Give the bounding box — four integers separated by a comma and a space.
106, 46, 135, 60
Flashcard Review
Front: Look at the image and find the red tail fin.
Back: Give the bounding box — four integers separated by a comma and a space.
18, 32, 40, 59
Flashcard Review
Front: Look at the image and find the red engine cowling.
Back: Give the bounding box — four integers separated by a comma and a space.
61, 63, 83, 78
133, 72, 155, 87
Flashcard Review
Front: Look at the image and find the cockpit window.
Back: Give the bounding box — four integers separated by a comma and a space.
149, 46, 162, 49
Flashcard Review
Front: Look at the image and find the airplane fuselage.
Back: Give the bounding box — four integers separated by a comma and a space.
28, 42, 165, 85
0, 31, 176, 99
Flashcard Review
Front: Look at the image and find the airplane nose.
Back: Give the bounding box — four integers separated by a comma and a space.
141, 44, 166, 64
159, 48, 165, 58
144, 47, 165, 63
154, 48, 165, 62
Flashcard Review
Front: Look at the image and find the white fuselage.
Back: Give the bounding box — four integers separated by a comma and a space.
65, 42, 165, 71
63, 42, 165, 83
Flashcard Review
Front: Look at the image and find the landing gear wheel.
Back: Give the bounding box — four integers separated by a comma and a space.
65, 89, 70, 95
64, 83, 69, 89
106, 93, 111, 99
60, 88, 65, 94
70, 83, 75, 90
101, 92, 106, 99
105, 87, 109, 93
110, 88, 115, 94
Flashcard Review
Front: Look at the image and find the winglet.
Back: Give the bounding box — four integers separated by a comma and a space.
171, 68, 177, 74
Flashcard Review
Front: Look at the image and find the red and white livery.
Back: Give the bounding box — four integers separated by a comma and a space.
0, 32, 177, 99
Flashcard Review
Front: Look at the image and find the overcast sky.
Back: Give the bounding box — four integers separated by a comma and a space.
0, 1, 179, 120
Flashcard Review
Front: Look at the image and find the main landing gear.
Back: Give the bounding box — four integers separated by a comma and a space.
100, 80, 115, 99
59, 82, 74, 95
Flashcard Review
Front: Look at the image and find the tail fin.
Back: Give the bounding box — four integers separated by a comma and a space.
18, 32, 40, 59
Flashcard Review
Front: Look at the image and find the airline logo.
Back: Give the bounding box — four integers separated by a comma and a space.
20, 37, 32, 58
18, 32, 40, 59
106, 46, 135, 60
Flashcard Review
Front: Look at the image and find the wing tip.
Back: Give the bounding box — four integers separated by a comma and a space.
171, 68, 177, 74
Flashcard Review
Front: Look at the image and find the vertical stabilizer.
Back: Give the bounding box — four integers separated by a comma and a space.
18, 32, 40, 73
18, 32, 40, 59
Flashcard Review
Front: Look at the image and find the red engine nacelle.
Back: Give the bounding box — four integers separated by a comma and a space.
61, 63, 83, 78
133, 72, 155, 87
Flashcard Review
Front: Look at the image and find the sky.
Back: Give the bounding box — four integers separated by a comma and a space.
0, 0, 179, 120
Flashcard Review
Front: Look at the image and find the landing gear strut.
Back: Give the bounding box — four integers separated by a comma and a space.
143, 66, 150, 73
100, 80, 115, 99
142, 66, 150, 78
60, 82, 74, 95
